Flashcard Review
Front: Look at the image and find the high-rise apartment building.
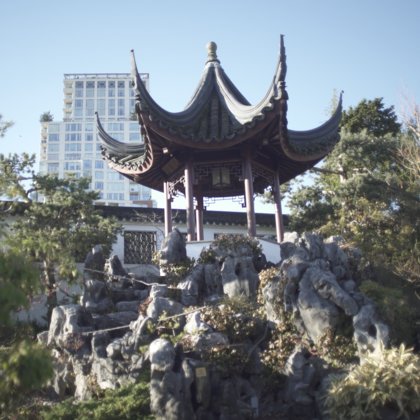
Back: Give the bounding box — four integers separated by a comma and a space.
39, 73, 155, 207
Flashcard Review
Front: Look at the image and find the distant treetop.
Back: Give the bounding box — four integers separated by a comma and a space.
40, 111, 54, 123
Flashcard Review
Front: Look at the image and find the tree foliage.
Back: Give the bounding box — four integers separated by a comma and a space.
288, 98, 419, 286
0, 114, 14, 138
39, 111, 53, 123
0, 129, 122, 314
340, 97, 401, 137
5, 173, 122, 300
0, 122, 53, 410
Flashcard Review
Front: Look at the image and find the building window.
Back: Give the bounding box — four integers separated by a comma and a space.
97, 99, 106, 116
107, 182, 124, 191
65, 153, 81, 160
47, 153, 59, 160
65, 133, 81, 142
85, 133, 93, 141
48, 134, 60, 142
86, 81, 95, 97
107, 171, 123, 180
47, 163, 59, 174
108, 99, 115, 116
94, 181, 104, 190
83, 160, 91, 170
66, 123, 82, 131
95, 160, 104, 169
48, 144, 60, 152
97, 81, 106, 97
124, 231, 156, 264
65, 143, 81, 152
47, 123, 60, 133
108, 122, 124, 131
86, 99, 94, 116
75, 81, 84, 98
108, 81, 115, 97
64, 162, 81, 171
118, 81, 125, 97
129, 132, 140, 141
118, 98, 125, 116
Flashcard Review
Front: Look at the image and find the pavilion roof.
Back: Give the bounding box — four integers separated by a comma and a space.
98, 37, 342, 193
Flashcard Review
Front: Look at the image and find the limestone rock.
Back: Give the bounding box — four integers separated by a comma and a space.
47, 304, 93, 350
221, 255, 259, 298
159, 228, 187, 266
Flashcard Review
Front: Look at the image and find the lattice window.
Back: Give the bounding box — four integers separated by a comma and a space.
124, 231, 156, 264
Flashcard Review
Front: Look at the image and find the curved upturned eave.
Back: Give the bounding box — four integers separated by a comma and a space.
96, 113, 146, 157
96, 113, 154, 176
213, 35, 288, 123
283, 92, 343, 162
131, 42, 287, 129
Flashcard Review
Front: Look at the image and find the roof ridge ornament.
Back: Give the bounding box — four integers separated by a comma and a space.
206, 41, 220, 64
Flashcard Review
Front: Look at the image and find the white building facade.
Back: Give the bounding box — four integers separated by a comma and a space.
39, 73, 154, 207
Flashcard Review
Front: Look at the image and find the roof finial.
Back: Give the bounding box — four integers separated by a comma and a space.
206, 41, 219, 63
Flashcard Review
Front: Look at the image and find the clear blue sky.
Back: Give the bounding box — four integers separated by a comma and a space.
1, 0, 419, 211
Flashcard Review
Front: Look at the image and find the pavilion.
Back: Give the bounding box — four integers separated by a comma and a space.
97, 37, 342, 242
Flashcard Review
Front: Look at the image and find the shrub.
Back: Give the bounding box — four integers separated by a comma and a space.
323, 345, 420, 419
212, 234, 262, 258
42, 375, 152, 420
359, 280, 417, 346
201, 296, 262, 343
0, 341, 53, 410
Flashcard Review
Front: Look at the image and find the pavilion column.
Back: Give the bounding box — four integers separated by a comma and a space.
163, 181, 172, 237
184, 159, 196, 241
273, 170, 284, 243
195, 194, 204, 241
243, 149, 257, 237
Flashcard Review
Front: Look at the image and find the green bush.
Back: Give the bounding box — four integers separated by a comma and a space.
0, 340, 53, 410
42, 378, 152, 420
323, 345, 420, 419
359, 280, 417, 346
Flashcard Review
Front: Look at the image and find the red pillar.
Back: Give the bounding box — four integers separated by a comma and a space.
273, 170, 284, 242
163, 181, 172, 237
184, 160, 195, 241
243, 150, 257, 237
195, 194, 204, 241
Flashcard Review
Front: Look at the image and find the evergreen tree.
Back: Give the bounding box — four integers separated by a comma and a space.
288, 98, 419, 286
0, 121, 53, 410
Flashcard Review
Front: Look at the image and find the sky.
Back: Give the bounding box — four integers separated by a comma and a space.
1, 0, 419, 212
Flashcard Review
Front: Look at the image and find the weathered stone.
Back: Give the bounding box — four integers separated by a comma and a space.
146, 296, 185, 321
48, 304, 94, 349
184, 311, 211, 334
300, 232, 325, 260
150, 370, 186, 420
189, 332, 229, 352
104, 254, 129, 285
262, 277, 283, 324
81, 279, 113, 314
150, 338, 175, 372
37, 330, 49, 345
284, 347, 318, 406
203, 263, 223, 296
150, 284, 169, 298
115, 300, 142, 312
177, 264, 204, 306
221, 255, 258, 298
159, 228, 188, 266
50, 349, 75, 398
298, 267, 358, 342
353, 304, 389, 360
84, 245, 106, 280
91, 331, 110, 358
